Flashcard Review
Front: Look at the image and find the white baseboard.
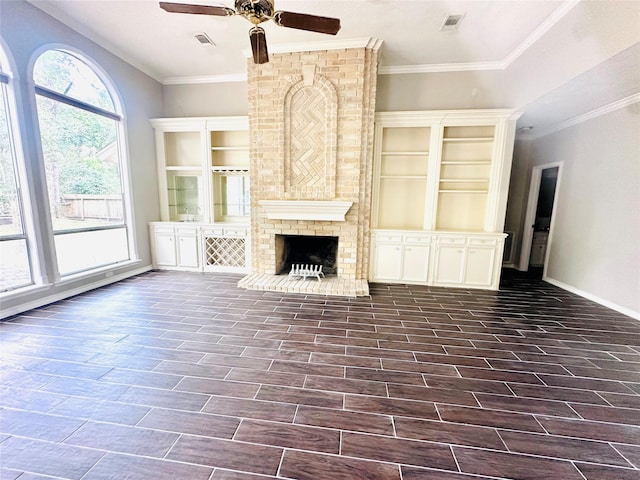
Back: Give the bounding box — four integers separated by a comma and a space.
1, 265, 152, 320
544, 276, 640, 321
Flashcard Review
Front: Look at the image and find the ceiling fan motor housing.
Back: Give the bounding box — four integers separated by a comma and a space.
235, 0, 274, 24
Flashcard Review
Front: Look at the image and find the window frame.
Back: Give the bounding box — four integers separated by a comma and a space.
32, 47, 138, 278
0, 53, 36, 292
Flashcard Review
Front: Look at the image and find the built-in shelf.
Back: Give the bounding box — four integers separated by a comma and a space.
442, 137, 494, 143
441, 160, 491, 165
165, 166, 202, 171
439, 189, 489, 194
381, 151, 429, 156
381, 175, 428, 179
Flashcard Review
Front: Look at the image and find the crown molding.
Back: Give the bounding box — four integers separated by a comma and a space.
242, 36, 382, 58
528, 93, 640, 139
378, 61, 506, 75
378, 0, 580, 76
501, 0, 581, 67
163, 38, 382, 85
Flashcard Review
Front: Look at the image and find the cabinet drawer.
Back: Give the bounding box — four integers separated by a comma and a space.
153, 226, 175, 235
224, 227, 248, 236
176, 226, 198, 234
375, 234, 402, 242
469, 238, 498, 246
438, 237, 466, 245
202, 228, 224, 236
404, 234, 432, 244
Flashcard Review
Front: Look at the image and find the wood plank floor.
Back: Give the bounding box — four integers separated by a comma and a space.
1, 270, 639, 480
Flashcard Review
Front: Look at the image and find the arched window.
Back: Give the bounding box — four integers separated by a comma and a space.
34, 49, 132, 276
0, 47, 33, 291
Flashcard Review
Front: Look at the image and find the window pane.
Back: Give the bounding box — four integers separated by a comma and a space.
54, 227, 129, 275
33, 48, 132, 278
33, 50, 114, 112
0, 63, 32, 292
0, 238, 31, 291
37, 96, 124, 232
0, 83, 23, 236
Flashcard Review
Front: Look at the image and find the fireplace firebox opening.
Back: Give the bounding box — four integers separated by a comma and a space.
275, 234, 338, 276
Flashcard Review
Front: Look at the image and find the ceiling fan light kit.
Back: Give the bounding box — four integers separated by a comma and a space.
159, 0, 341, 64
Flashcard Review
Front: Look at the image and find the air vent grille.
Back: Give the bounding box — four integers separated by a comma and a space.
194, 33, 215, 46
441, 14, 465, 31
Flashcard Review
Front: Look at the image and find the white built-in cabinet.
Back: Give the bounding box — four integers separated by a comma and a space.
369, 110, 519, 290
150, 223, 200, 269
372, 232, 431, 283
149, 117, 250, 273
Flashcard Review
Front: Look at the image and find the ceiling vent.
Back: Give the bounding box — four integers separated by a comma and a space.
441, 14, 465, 31
194, 33, 215, 46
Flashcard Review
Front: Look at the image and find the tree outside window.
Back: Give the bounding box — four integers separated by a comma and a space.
34, 49, 131, 275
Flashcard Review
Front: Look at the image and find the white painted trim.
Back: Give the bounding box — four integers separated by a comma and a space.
502, 0, 581, 67
260, 37, 383, 55
32, 0, 578, 83
531, 93, 640, 139
163, 38, 382, 85
379, 0, 580, 75
378, 61, 506, 75
518, 168, 541, 271
518, 162, 562, 272
167, 2, 573, 83
544, 276, 640, 321
258, 200, 353, 221
1, 265, 152, 320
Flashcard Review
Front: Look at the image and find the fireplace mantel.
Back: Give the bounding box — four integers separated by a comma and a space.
258, 200, 353, 221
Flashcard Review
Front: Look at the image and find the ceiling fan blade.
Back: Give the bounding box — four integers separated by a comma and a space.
159, 2, 235, 16
273, 11, 341, 35
250, 26, 269, 64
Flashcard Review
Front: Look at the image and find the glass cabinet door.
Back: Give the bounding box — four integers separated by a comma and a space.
212, 172, 250, 222
167, 172, 203, 222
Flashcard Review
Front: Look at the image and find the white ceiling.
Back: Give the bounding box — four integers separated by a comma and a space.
29, 0, 569, 80
29, 0, 640, 132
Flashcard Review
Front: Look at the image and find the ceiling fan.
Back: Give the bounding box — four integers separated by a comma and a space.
159, 0, 342, 64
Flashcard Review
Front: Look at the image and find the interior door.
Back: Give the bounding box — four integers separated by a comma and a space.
519, 163, 561, 274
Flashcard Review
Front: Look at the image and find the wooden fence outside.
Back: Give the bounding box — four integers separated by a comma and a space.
60, 194, 124, 221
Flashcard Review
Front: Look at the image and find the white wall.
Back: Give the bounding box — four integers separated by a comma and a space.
527, 106, 640, 316
1, 0, 163, 317
163, 82, 248, 117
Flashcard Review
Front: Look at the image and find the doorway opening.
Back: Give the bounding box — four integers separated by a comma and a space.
519, 163, 561, 278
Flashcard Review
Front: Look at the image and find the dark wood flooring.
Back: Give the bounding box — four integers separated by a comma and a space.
1, 270, 640, 480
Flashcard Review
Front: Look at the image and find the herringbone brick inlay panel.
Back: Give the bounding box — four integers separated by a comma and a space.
289, 88, 328, 188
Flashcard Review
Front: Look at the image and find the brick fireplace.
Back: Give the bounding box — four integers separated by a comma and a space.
238, 39, 381, 296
